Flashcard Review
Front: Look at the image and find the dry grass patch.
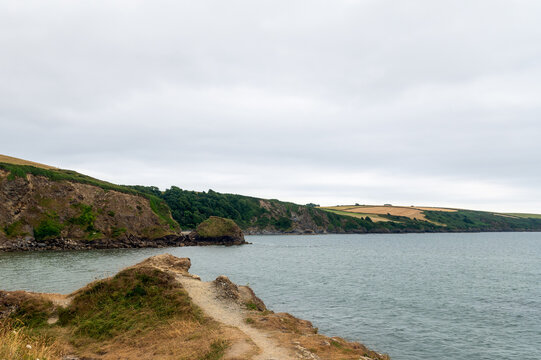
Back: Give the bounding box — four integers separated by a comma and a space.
0, 319, 64, 360
74, 319, 231, 360
246, 312, 390, 360
322, 208, 392, 222
347, 206, 428, 220
0, 154, 57, 170
325, 205, 456, 222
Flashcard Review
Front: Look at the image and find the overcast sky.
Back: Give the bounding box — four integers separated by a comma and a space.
1, 1, 540, 212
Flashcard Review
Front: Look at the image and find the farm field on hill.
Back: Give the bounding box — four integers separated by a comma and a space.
0, 154, 57, 169
322, 205, 457, 222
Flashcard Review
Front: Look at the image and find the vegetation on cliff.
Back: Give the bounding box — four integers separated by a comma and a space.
133, 185, 541, 233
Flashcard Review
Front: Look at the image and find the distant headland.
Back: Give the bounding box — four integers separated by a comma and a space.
2, 154, 541, 252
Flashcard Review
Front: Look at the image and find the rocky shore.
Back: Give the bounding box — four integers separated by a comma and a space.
0, 231, 247, 252
0, 217, 247, 252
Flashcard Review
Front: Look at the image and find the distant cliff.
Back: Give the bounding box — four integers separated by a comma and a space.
134, 185, 541, 234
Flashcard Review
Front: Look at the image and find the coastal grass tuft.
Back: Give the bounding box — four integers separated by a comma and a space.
245, 302, 258, 311
0, 319, 63, 360
198, 339, 229, 360
58, 266, 204, 341
7, 295, 55, 329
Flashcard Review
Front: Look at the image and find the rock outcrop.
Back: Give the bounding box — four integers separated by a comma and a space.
187, 216, 246, 245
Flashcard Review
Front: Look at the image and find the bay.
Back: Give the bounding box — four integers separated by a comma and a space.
1, 232, 540, 360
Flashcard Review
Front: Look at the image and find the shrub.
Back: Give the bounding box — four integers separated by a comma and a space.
34, 215, 63, 241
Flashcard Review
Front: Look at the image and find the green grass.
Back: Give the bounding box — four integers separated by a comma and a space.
245, 302, 258, 311
58, 266, 204, 340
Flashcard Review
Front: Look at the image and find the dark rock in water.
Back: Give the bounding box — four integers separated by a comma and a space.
187, 216, 246, 246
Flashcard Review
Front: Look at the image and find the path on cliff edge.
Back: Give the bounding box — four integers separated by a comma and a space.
177, 276, 295, 360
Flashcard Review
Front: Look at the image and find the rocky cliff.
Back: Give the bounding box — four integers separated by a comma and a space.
0, 167, 183, 251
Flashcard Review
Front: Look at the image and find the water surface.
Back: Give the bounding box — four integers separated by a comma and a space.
1, 232, 540, 360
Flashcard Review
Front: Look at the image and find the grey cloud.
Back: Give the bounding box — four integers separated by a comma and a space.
1, 0, 540, 212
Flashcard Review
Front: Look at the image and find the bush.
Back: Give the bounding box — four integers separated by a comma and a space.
34, 215, 63, 241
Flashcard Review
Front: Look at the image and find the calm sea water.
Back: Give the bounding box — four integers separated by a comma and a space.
1, 232, 540, 360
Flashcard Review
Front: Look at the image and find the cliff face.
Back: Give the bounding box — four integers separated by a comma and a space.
0, 169, 181, 251
244, 199, 332, 235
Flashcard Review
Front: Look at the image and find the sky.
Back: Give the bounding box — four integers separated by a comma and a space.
1, 0, 540, 213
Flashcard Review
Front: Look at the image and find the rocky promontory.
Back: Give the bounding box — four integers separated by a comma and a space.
0, 254, 390, 359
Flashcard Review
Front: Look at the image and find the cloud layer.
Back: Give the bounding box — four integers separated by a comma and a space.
1, 1, 540, 212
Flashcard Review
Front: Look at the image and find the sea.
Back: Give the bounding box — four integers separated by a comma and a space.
1, 232, 540, 360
